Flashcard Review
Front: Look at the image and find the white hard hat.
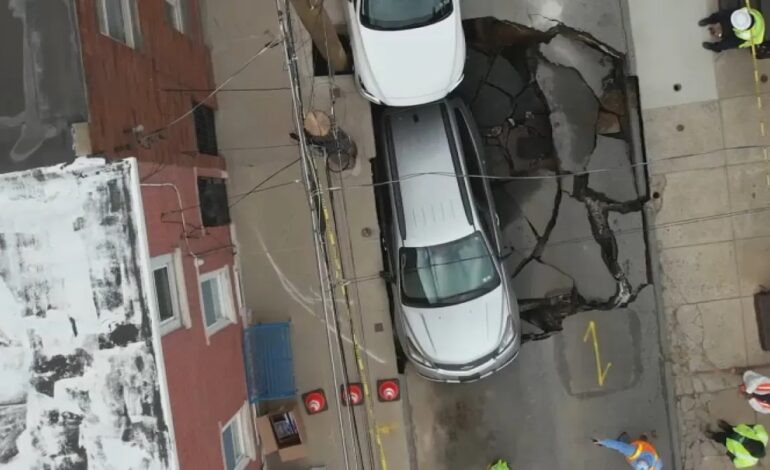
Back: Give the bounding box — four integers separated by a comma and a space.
732, 8, 753, 31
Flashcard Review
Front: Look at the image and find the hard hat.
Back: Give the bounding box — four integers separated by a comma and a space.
731, 8, 753, 31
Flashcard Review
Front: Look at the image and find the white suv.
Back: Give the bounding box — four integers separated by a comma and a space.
377, 99, 521, 382
344, 0, 466, 106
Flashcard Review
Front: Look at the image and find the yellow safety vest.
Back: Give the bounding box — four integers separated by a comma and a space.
734, 8, 766, 48
726, 424, 769, 468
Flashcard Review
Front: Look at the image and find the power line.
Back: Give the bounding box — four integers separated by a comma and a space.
229, 158, 301, 208
148, 36, 284, 139
141, 36, 285, 183
274, 2, 357, 469
333, 203, 770, 284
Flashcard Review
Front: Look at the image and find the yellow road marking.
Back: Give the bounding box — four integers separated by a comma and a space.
744, 0, 770, 186
320, 185, 389, 470
583, 321, 612, 387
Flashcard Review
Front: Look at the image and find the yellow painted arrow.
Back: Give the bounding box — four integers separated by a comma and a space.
583, 320, 612, 387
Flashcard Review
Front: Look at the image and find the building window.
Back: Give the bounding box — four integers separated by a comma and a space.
151, 254, 184, 335
164, 0, 187, 33
200, 267, 234, 333
193, 103, 219, 156
97, 0, 141, 48
198, 177, 231, 227
221, 410, 248, 470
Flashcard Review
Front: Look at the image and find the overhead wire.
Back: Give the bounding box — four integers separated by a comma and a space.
330, 203, 770, 286
157, 142, 770, 216
317, 10, 380, 469
141, 36, 285, 182
274, 1, 356, 469
229, 158, 301, 208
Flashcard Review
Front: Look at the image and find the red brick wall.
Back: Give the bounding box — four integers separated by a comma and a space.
140, 164, 257, 470
75, 1, 258, 469
76, 0, 223, 171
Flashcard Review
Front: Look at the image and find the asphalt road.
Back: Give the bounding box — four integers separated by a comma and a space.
402, 2, 676, 469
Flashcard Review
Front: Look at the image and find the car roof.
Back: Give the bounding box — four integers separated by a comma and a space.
384, 101, 475, 248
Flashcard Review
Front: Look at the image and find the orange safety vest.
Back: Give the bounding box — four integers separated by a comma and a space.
626, 440, 659, 463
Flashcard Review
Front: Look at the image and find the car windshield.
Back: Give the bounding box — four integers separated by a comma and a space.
360, 0, 453, 31
400, 232, 501, 307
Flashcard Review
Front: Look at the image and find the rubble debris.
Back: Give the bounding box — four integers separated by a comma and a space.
535, 60, 599, 172
597, 111, 621, 135
539, 34, 613, 96
600, 89, 626, 116
459, 17, 649, 340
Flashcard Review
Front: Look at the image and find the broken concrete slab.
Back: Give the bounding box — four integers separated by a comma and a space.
502, 176, 559, 236
541, 237, 617, 301
457, 48, 493, 104
484, 145, 514, 178
536, 60, 599, 172
510, 85, 549, 122
587, 136, 637, 201
486, 54, 527, 97
548, 193, 592, 244
539, 34, 613, 97
472, 83, 514, 128
460, 0, 627, 54
496, 190, 540, 252
611, 213, 648, 291
512, 259, 574, 299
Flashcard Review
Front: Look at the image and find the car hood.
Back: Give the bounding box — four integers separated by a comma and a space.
401, 285, 507, 365
358, 13, 464, 105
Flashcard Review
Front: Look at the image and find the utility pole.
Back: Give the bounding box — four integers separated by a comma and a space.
288, 0, 349, 72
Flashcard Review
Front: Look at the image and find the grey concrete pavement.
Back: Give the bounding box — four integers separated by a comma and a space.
199, 1, 412, 468
408, 288, 671, 470
406, 3, 676, 469
627, 0, 770, 468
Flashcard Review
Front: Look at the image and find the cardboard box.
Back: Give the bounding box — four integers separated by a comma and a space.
256, 405, 307, 462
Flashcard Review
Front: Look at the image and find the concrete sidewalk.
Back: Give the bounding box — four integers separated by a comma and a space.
199, 0, 411, 468
628, 0, 770, 468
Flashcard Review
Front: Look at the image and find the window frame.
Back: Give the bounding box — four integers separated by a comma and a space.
97, 0, 141, 48
192, 102, 220, 156
150, 253, 185, 336
199, 266, 236, 335
220, 410, 249, 470
197, 176, 231, 228
164, 0, 186, 33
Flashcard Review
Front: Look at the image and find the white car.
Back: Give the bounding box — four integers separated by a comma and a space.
344, 0, 466, 107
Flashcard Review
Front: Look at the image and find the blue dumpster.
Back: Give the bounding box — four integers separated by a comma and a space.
243, 322, 296, 403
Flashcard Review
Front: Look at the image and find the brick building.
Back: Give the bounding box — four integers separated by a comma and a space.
74, 1, 259, 469
0, 1, 258, 469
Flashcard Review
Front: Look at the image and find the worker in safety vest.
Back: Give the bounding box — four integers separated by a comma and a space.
594, 433, 663, 470
700, 7, 766, 52
707, 420, 768, 468
487, 460, 510, 470
741, 370, 770, 414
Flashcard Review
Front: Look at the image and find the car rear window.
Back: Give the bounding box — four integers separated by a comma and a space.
361, 0, 453, 31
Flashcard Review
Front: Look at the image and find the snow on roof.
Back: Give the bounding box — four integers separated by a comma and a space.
0, 158, 175, 469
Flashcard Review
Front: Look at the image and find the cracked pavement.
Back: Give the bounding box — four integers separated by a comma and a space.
405, 12, 675, 470
460, 17, 649, 341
